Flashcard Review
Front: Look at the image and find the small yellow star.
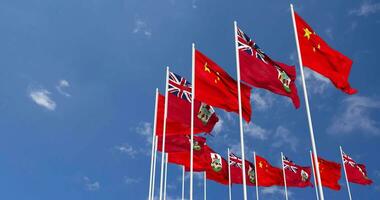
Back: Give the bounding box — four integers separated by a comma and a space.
313, 44, 321, 52
204, 63, 220, 84
204, 63, 211, 73
304, 28, 312, 40
214, 72, 220, 83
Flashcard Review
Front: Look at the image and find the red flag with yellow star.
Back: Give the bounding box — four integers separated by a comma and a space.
313, 156, 342, 190
255, 155, 284, 187
195, 49, 252, 122
294, 12, 357, 94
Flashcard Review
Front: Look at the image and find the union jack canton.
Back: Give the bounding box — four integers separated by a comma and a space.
229, 153, 243, 168
283, 156, 298, 173
168, 72, 192, 102
237, 27, 268, 64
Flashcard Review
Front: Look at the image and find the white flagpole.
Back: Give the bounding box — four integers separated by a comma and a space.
340, 146, 353, 200
152, 135, 159, 200
254, 151, 259, 200
290, 4, 324, 200
159, 67, 170, 200
190, 43, 195, 200
281, 152, 289, 200
148, 89, 159, 200
228, 148, 232, 200
164, 153, 168, 200
204, 171, 207, 200
148, 128, 155, 200
182, 166, 185, 200
148, 130, 155, 200
234, 20, 248, 200
310, 151, 319, 200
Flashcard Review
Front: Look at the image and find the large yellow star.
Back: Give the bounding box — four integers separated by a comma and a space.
304, 28, 312, 40
259, 161, 263, 168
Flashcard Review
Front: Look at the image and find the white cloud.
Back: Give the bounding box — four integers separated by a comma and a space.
325, 28, 334, 40
83, 176, 100, 191
350, 2, 380, 16
272, 126, 298, 152
136, 122, 153, 143
244, 122, 269, 140
328, 96, 380, 135
252, 91, 275, 111
261, 187, 292, 198
115, 143, 138, 158
191, 0, 198, 9
124, 177, 141, 184
224, 112, 235, 123
29, 88, 56, 111
213, 118, 224, 134
56, 79, 71, 97
289, 51, 297, 62
349, 21, 358, 31
303, 68, 330, 94
374, 170, 380, 178
228, 143, 242, 156
133, 19, 152, 37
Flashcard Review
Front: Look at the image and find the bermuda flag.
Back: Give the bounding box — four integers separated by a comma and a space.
168, 145, 229, 185
282, 155, 312, 187
293, 12, 357, 94
156, 72, 219, 135
342, 151, 373, 185
206, 151, 230, 185
157, 135, 206, 153
237, 27, 300, 108
229, 152, 256, 185
168, 143, 210, 172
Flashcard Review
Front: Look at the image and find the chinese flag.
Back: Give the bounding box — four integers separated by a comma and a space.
195, 49, 252, 122
255, 155, 284, 187
237, 27, 301, 108
156, 94, 219, 136
229, 153, 256, 185
157, 135, 206, 153
294, 12, 357, 94
316, 157, 341, 190
343, 152, 373, 185
283, 156, 312, 187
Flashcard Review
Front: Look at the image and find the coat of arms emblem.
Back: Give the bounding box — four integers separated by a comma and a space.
301, 169, 309, 182
210, 153, 222, 172
197, 103, 214, 125
248, 165, 256, 184
277, 68, 291, 93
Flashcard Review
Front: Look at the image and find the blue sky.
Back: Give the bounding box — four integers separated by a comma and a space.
0, 0, 379, 199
